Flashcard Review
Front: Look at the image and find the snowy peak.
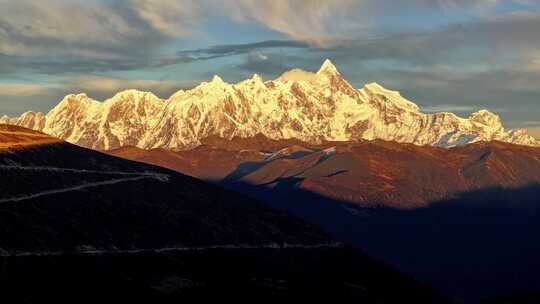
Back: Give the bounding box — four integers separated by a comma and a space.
277, 69, 320, 84
16, 111, 46, 131
211, 74, 225, 84
363, 82, 388, 92
362, 82, 405, 98
111, 89, 159, 100
251, 73, 263, 82
317, 59, 340, 76
54, 93, 97, 109
236, 74, 266, 92
241, 73, 264, 85
361, 82, 420, 113
196, 75, 231, 92
106, 90, 163, 111
469, 110, 503, 129
1, 59, 539, 150
47, 93, 99, 120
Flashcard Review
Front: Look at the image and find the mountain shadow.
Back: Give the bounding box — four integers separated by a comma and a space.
482, 291, 540, 304
221, 180, 540, 304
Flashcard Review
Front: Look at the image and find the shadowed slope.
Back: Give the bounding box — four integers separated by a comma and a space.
109, 135, 540, 302
0, 126, 330, 252
0, 126, 448, 304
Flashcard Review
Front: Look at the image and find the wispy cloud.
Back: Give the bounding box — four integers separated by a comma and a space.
0, 0, 203, 59
525, 127, 540, 139
0, 83, 50, 96
61, 76, 182, 96
128, 0, 204, 37
226, 0, 365, 47
0, 75, 195, 107
520, 121, 540, 127
435, 0, 499, 11
176, 40, 310, 66
180, 40, 309, 57
1, 0, 537, 72
0, 0, 137, 58
0, 40, 310, 77
422, 105, 481, 113
0, 76, 195, 115
223, 0, 506, 47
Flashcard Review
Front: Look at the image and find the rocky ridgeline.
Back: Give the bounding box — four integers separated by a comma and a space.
2, 60, 538, 150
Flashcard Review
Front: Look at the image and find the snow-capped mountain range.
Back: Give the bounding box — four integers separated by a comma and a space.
2, 59, 538, 150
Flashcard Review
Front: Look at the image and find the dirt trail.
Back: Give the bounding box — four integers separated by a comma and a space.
0, 165, 169, 203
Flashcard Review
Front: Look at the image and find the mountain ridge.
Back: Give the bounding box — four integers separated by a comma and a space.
2, 59, 538, 150
109, 135, 540, 209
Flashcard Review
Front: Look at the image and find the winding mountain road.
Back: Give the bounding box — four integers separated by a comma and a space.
0, 165, 169, 203
1, 243, 344, 257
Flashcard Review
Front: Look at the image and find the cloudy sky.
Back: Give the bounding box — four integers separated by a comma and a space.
1, 0, 539, 135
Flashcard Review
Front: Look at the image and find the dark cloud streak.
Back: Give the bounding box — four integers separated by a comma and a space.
176, 40, 310, 63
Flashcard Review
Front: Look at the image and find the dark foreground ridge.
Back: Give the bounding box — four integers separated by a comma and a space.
0, 125, 447, 303
0, 126, 329, 252
0, 247, 447, 304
